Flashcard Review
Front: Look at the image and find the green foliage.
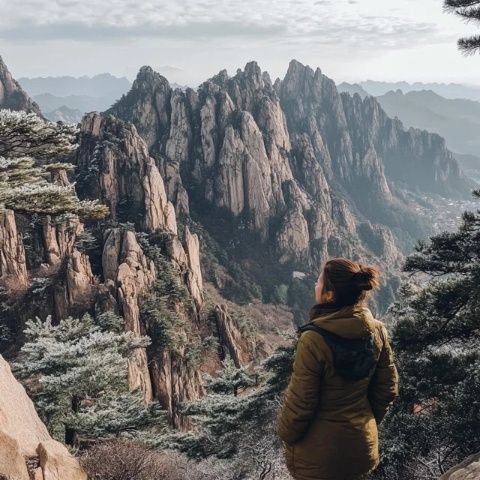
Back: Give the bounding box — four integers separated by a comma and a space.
0, 110, 76, 159
186, 220, 262, 303
0, 156, 108, 218
271, 284, 289, 304
375, 204, 480, 479
0, 110, 108, 219
205, 358, 257, 397
14, 314, 162, 444
74, 230, 100, 255
137, 232, 207, 368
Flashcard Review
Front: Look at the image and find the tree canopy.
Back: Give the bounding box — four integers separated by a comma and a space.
374, 195, 480, 479
0, 110, 108, 219
14, 314, 163, 445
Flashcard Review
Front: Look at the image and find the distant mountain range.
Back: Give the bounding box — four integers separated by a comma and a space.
12, 66, 480, 174
358, 81, 480, 102
17, 74, 192, 123
17, 73, 132, 123
338, 82, 369, 98
337, 82, 480, 167
18, 73, 131, 97
375, 90, 480, 158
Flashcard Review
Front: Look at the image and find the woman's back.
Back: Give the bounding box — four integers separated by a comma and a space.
277, 260, 399, 480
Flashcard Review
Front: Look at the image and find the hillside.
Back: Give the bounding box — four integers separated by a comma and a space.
376, 89, 480, 157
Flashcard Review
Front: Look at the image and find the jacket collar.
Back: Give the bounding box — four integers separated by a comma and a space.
308, 303, 375, 339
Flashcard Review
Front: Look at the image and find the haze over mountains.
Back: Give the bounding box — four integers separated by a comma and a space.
18, 70, 480, 176
358, 81, 480, 102
18, 74, 132, 123
337, 81, 480, 174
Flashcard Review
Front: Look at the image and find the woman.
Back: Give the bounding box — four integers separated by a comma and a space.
277, 258, 399, 480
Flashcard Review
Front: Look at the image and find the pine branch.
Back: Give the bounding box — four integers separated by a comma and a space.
445, 0, 480, 8
458, 34, 480, 53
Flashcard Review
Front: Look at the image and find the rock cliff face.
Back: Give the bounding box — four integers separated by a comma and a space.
76, 113, 177, 233
107, 59, 470, 312
102, 228, 156, 401
0, 355, 86, 480
0, 56, 42, 116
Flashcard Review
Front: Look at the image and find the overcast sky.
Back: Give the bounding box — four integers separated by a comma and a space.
1, 0, 479, 85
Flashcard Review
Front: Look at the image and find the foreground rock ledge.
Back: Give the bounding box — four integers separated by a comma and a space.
0, 355, 86, 480
440, 453, 480, 480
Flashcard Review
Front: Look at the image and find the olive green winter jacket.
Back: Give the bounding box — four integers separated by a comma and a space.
277, 305, 399, 480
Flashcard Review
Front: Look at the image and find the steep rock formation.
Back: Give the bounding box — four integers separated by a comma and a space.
76, 113, 177, 233
151, 349, 204, 429
184, 227, 203, 309
0, 56, 42, 116
102, 228, 155, 401
108, 60, 445, 315
213, 304, 250, 367
0, 355, 86, 480
0, 209, 28, 289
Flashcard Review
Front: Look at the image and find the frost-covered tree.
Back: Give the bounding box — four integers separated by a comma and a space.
0, 110, 76, 159
445, 0, 480, 53
205, 357, 258, 397
14, 314, 162, 446
374, 195, 480, 479
0, 110, 108, 218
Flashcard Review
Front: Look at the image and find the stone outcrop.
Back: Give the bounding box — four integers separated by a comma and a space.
440, 453, 480, 480
151, 349, 204, 429
0, 431, 30, 480
102, 228, 156, 401
76, 113, 177, 233
184, 227, 203, 309
0, 56, 42, 116
41, 215, 83, 268
37, 441, 87, 480
213, 304, 250, 367
0, 209, 28, 290
0, 355, 86, 480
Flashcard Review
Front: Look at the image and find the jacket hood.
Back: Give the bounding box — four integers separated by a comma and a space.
309, 304, 375, 340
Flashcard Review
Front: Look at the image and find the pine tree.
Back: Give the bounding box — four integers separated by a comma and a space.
205, 357, 258, 396
0, 110, 108, 218
445, 0, 480, 53
14, 314, 163, 445
374, 194, 480, 479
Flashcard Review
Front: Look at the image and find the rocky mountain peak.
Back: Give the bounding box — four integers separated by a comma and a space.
0, 56, 43, 116
134, 65, 170, 91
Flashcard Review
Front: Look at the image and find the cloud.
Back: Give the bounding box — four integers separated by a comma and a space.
0, 0, 444, 50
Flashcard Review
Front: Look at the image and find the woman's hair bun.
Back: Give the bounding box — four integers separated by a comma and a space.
353, 265, 379, 291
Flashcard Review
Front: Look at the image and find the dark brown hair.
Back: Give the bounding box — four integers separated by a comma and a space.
320, 258, 380, 307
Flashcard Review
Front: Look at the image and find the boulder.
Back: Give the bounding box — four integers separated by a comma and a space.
0, 356, 86, 480
0, 357, 50, 457
440, 453, 480, 480
0, 431, 30, 480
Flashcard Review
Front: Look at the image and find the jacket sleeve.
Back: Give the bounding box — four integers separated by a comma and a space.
368, 325, 399, 424
277, 332, 324, 445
